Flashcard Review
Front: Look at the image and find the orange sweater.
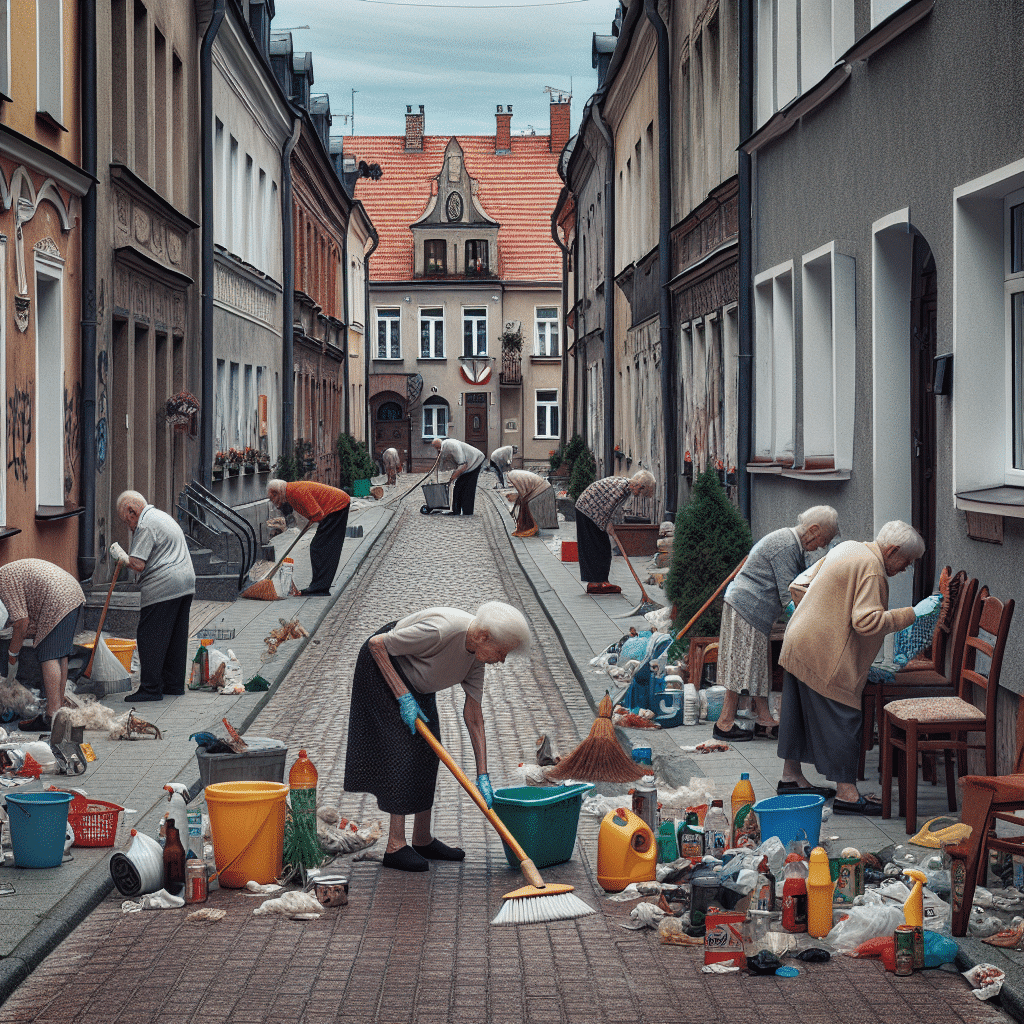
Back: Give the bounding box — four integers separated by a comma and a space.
285, 481, 350, 522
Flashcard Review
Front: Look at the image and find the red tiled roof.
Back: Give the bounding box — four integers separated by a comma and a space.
346, 135, 563, 283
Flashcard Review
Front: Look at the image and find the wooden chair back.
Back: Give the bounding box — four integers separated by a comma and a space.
955, 586, 1015, 709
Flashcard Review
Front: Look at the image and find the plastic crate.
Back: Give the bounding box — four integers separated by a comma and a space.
420, 481, 450, 512
193, 627, 236, 641
196, 737, 287, 789
63, 791, 124, 847
492, 783, 594, 869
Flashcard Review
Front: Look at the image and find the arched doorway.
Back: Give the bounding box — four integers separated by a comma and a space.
371, 392, 411, 472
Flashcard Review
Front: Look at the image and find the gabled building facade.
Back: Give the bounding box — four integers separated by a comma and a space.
345, 100, 569, 473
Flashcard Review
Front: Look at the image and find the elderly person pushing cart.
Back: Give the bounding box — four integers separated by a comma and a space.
506, 470, 552, 538
344, 601, 530, 872
431, 437, 486, 516
574, 470, 656, 594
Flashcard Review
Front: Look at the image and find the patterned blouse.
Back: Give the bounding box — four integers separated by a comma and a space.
575, 476, 632, 531
0, 559, 85, 643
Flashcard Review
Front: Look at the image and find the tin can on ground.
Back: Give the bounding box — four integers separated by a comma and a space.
909, 923, 924, 970
894, 925, 916, 975
185, 859, 208, 904
631, 744, 652, 767
631, 784, 658, 834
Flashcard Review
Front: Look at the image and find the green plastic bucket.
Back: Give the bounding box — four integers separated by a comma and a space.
5, 791, 73, 868
493, 783, 594, 869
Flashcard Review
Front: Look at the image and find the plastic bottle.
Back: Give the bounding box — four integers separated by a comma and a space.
806, 846, 836, 938
677, 811, 704, 859
703, 799, 730, 859
188, 645, 207, 690
163, 819, 187, 897
159, 782, 190, 847
289, 749, 319, 841
755, 856, 777, 912
903, 869, 926, 927
781, 851, 809, 932
731, 773, 756, 833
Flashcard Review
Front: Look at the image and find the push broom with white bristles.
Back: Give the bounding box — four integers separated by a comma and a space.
415, 719, 595, 926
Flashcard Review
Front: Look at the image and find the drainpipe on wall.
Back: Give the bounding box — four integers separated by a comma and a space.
342, 228, 350, 436
281, 114, 302, 465
363, 229, 380, 446
737, 0, 754, 521
594, 105, 615, 478
645, 0, 677, 516
550, 187, 571, 452
199, 0, 226, 487
78, 0, 97, 580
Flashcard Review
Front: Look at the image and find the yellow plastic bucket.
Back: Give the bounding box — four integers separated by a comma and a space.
81, 638, 136, 671
204, 781, 288, 887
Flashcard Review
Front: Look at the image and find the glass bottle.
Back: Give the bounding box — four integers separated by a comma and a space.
163, 819, 187, 897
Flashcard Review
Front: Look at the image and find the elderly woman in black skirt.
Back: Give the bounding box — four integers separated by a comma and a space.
344, 601, 531, 872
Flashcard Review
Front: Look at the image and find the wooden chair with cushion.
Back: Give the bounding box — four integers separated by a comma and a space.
858, 571, 976, 780
881, 585, 1015, 835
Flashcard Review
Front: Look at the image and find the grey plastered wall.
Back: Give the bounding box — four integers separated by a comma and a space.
748, 1, 1024, 691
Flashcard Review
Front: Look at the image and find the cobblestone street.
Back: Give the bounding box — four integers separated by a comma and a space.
0, 493, 1012, 1024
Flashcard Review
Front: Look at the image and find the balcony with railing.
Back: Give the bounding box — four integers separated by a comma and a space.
500, 349, 522, 386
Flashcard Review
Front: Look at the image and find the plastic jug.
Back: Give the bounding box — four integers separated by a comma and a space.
731, 773, 756, 831
731, 773, 759, 848
703, 799, 730, 858
677, 811, 704, 859
781, 851, 809, 932
903, 868, 926, 927
806, 846, 836, 938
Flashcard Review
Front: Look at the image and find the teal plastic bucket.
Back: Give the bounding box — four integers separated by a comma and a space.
493, 783, 594, 869
752, 793, 825, 849
5, 791, 73, 868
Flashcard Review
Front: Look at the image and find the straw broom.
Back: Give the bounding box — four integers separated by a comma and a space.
414, 720, 595, 926
239, 521, 312, 600
545, 692, 647, 784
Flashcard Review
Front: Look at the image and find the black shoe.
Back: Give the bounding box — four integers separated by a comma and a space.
162, 689, 186, 696
382, 846, 430, 872
832, 795, 884, 816
18, 713, 52, 733
776, 780, 837, 799
413, 838, 466, 861
299, 589, 331, 597
125, 691, 163, 703
712, 722, 753, 742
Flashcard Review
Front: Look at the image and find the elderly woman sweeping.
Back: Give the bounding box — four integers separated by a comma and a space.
712, 506, 840, 745
344, 601, 530, 872
0, 559, 85, 733
507, 469, 553, 538
574, 470, 656, 594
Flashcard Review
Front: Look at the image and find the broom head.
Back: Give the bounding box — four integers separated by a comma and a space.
239, 576, 281, 601
546, 691, 646, 784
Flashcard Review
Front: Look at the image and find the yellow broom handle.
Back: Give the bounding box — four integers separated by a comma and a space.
674, 556, 747, 642
414, 719, 532, 867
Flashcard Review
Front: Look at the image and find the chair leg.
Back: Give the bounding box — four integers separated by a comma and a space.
906, 724, 919, 835
944, 749, 958, 813
946, 785, 995, 937
922, 752, 936, 785
881, 714, 893, 819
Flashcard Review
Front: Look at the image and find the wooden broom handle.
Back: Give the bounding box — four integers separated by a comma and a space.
262, 519, 313, 582
415, 718, 541, 883
674, 557, 747, 642
607, 525, 650, 593
85, 562, 122, 678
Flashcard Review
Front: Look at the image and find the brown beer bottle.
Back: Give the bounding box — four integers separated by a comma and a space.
163, 819, 187, 897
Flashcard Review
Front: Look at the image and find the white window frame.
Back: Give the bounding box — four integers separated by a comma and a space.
463, 306, 487, 357
535, 389, 559, 440
419, 307, 444, 359
36, 0, 63, 124
34, 248, 65, 508
422, 399, 449, 440
376, 307, 401, 360
753, 260, 795, 462
535, 306, 560, 357
801, 241, 855, 470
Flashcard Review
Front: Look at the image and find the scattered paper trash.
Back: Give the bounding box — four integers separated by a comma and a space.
963, 963, 1006, 1000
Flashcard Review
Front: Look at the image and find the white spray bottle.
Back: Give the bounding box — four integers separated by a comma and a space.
160, 783, 191, 848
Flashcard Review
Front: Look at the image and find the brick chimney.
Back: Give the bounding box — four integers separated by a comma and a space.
550, 97, 571, 154
495, 104, 512, 154
405, 104, 424, 152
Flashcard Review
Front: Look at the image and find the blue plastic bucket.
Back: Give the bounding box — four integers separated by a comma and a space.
752, 793, 825, 849
5, 791, 73, 868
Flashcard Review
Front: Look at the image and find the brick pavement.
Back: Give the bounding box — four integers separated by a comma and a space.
0, 491, 1013, 1024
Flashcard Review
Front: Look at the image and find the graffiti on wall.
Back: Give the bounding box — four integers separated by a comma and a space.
64, 378, 81, 499
7, 382, 32, 487
96, 348, 108, 472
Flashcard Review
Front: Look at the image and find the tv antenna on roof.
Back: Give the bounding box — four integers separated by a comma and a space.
543, 85, 571, 103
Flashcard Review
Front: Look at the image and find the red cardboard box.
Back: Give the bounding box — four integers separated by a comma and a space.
704, 907, 747, 968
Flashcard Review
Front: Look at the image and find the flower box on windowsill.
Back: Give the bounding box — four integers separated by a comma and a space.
227, 464, 240, 477
242, 464, 256, 475
212, 467, 224, 481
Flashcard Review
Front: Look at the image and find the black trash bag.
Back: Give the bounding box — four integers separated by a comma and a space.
794, 948, 831, 963
747, 951, 784, 975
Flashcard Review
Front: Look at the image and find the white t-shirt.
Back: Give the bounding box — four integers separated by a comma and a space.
439, 439, 485, 473
382, 607, 484, 705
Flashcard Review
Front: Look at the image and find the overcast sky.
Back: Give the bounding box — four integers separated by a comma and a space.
271, 0, 618, 139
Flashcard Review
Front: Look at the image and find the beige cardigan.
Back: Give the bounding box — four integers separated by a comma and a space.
779, 540, 917, 709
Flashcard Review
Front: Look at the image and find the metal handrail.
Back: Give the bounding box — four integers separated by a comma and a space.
189, 480, 258, 571
178, 482, 256, 589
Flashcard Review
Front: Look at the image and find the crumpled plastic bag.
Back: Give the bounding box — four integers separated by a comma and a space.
701, 961, 740, 973
508, 763, 552, 787
621, 901, 665, 930
826, 904, 906, 952
252, 890, 323, 919
318, 818, 382, 856
207, 649, 244, 693
604, 882, 665, 902
962, 963, 1006, 1000
245, 880, 283, 894
121, 889, 185, 912
0, 678, 40, 714
747, 950, 784, 975
187, 908, 227, 922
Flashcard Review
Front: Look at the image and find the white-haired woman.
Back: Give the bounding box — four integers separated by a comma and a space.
712, 506, 840, 745
777, 520, 940, 814
382, 448, 401, 486
344, 601, 531, 872
507, 469, 552, 538
574, 470, 656, 595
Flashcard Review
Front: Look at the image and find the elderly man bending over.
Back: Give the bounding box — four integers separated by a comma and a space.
777, 520, 940, 815
432, 437, 486, 516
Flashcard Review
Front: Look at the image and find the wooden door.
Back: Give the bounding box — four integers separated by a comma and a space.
464, 392, 488, 452
373, 399, 411, 471
910, 237, 937, 601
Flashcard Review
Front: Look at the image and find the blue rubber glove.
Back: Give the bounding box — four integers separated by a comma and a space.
476, 773, 494, 809
397, 693, 427, 736
913, 594, 941, 619
784, 600, 795, 620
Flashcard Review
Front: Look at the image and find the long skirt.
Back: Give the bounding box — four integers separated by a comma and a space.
344, 622, 441, 815
35, 605, 83, 662
717, 603, 770, 698
451, 466, 482, 514
577, 512, 612, 583
777, 671, 862, 784
306, 506, 350, 593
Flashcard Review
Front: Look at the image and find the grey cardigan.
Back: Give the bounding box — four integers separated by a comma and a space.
724, 528, 806, 636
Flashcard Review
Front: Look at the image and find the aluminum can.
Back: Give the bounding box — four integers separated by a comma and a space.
185, 859, 208, 904
894, 925, 915, 975
909, 924, 924, 970
631, 784, 658, 833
